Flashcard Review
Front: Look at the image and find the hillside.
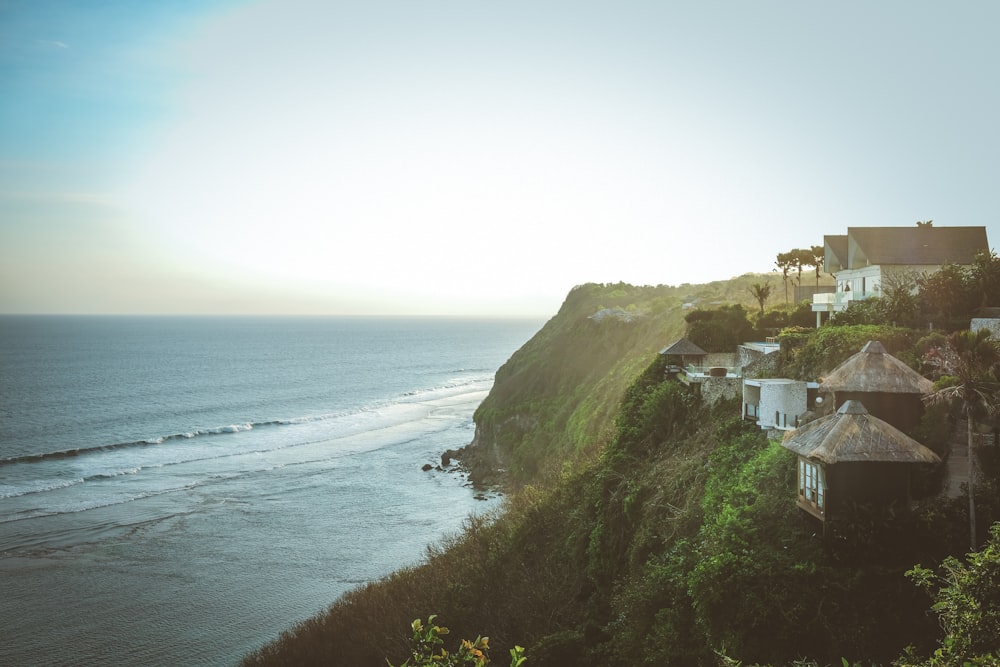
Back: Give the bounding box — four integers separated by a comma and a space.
456, 274, 823, 487
241, 277, 998, 666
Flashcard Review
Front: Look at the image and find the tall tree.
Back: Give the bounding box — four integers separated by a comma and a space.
787, 249, 804, 287
748, 281, 772, 316
790, 248, 816, 289
917, 264, 974, 328
925, 329, 1000, 550
775, 252, 793, 304
809, 245, 825, 287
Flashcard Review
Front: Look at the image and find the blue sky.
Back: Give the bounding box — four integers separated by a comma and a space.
2, 1, 998, 316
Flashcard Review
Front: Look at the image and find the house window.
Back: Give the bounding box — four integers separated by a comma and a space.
798, 458, 825, 515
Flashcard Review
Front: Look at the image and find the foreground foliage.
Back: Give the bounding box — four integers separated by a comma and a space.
386, 616, 526, 667
902, 523, 1000, 665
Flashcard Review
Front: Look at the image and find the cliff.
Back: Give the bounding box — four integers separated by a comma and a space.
446, 283, 682, 486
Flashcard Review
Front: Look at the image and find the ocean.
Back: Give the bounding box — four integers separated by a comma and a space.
0, 315, 542, 666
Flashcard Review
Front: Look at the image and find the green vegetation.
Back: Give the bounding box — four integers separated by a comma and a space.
831, 250, 1000, 330
684, 304, 755, 352
903, 524, 1000, 666
386, 616, 525, 667
778, 324, 926, 379
242, 279, 1000, 666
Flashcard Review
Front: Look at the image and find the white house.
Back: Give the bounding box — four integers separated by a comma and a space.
811, 225, 989, 325
743, 378, 808, 431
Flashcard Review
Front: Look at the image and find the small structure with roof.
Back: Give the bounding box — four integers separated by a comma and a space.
819, 340, 934, 431
659, 338, 708, 376
781, 400, 941, 522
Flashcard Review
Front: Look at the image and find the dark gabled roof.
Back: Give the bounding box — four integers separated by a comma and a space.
781, 400, 940, 464
659, 338, 708, 356
824, 234, 849, 272
848, 226, 988, 267
821, 341, 934, 395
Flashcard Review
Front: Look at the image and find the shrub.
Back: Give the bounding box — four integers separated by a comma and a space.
778, 324, 924, 379
685, 304, 756, 352
903, 523, 1000, 665
387, 616, 526, 667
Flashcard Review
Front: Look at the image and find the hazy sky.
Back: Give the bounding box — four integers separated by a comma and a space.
2, 1, 998, 316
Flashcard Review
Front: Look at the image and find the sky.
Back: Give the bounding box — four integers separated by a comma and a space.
1, 1, 998, 316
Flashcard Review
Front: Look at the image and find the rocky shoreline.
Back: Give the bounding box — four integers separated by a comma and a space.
420, 441, 507, 501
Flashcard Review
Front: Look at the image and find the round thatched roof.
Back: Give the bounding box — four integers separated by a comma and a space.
659, 338, 708, 356
781, 400, 940, 465
820, 340, 933, 395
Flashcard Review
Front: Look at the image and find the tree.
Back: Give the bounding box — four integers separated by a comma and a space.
775, 252, 794, 304
809, 245, 825, 287
916, 219, 934, 227
917, 264, 974, 330
789, 248, 813, 288
925, 329, 1000, 551
685, 305, 755, 353
969, 249, 1000, 309
748, 281, 772, 316
776, 249, 818, 302
880, 269, 921, 327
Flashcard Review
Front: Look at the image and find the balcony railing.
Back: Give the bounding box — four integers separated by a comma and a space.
684, 365, 742, 379
812, 290, 877, 310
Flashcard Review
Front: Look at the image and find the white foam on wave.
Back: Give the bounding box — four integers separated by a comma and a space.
0, 377, 495, 524
0, 480, 202, 526
0, 477, 85, 499
93, 467, 143, 480
397, 376, 493, 402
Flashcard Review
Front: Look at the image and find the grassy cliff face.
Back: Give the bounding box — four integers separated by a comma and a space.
464, 282, 688, 485
463, 276, 798, 486
462, 271, 829, 487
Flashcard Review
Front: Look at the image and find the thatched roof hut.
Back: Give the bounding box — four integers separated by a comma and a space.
782, 400, 940, 465
821, 341, 933, 395
781, 400, 940, 522
659, 338, 708, 377
659, 338, 708, 357
819, 340, 933, 430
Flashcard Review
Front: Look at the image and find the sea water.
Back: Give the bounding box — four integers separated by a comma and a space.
0, 316, 542, 666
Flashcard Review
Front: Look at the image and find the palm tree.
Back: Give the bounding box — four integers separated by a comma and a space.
749, 281, 772, 316
925, 329, 1000, 550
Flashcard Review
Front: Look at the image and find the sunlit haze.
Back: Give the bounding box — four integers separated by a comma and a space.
2, 1, 998, 316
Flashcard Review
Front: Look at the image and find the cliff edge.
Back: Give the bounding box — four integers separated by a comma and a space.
447, 282, 691, 487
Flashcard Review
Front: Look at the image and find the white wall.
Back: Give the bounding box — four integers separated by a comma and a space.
744, 379, 807, 430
